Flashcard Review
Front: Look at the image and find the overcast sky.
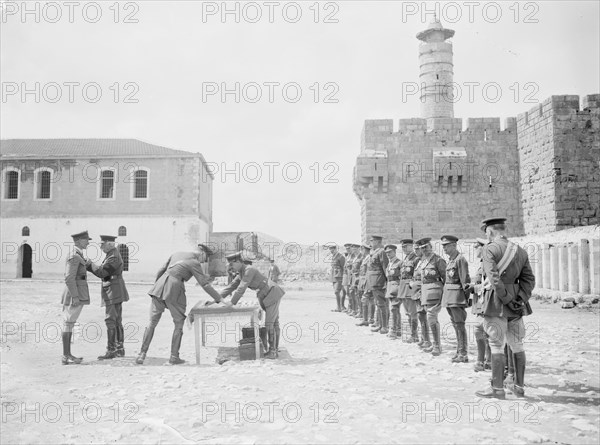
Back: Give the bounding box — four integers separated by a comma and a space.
2, 1, 599, 245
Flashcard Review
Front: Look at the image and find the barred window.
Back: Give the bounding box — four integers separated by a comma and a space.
22, 226, 30, 236
36, 170, 51, 199
5, 171, 19, 199
118, 226, 127, 236
100, 170, 114, 199
134, 170, 148, 199
119, 244, 129, 271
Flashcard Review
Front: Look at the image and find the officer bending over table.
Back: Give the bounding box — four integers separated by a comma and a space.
220, 251, 285, 359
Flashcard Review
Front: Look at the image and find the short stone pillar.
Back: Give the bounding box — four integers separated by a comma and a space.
558, 244, 569, 291
534, 243, 543, 287
590, 238, 600, 295
579, 239, 590, 294
542, 244, 551, 289
550, 245, 560, 290
568, 244, 579, 293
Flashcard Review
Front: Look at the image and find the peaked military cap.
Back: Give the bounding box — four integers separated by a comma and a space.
351, 243, 361, 248
99, 235, 117, 242
384, 244, 397, 252
480, 217, 507, 232
243, 260, 253, 265
369, 235, 383, 241
197, 243, 215, 256
344, 243, 352, 248
71, 230, 92, 241
400, 239, 413, 245
225, 251, 246, 262
441, 235, 459, 245
414, 237, 432, 248
361, 244, 371, 250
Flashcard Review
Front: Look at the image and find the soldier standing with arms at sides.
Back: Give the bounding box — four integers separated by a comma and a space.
476, 217, 535, 399
267, 259, 281, 284
60, 231, 92, 365
220, 251, 285, 359
356, 244, 372, 326
87, 235, 129, 360
327, 244, 346, 312
410, 241, 430, 349
341, 243, 353, 312
384, 244, 402, 340
366, 235, 389, 334
470, 238, 492, 372
398, 239, 420, 343
416, 238, 446, 356
136, 244, 223, 365
349, 244, 363, 318
441, 235, 470, 363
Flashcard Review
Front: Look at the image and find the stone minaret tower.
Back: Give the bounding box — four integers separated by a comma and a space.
416, 17, 455, 127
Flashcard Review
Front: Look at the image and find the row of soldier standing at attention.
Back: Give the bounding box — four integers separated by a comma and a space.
328, 217, 535, 399
60, 233, 285, 366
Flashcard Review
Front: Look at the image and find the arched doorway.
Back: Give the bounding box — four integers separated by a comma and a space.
20, 244, 32, 278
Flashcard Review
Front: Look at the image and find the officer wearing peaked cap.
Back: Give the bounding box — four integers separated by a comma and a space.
384, 244, 403, 339
476, 217, 535, 399
349, 244, 364, 318
415, 237, 446, 356
136, 244, 223, 365
327, 244, 346, 312
366, 235, 389, 334
87, 235, 129, 360
410, 239, 431, 349
398, 239, 420, 343
470, 237, 492, 372
356, 244, 373, 326
441, 235, 471, 363
59, 230, 93, 365
220, 251, 285, 359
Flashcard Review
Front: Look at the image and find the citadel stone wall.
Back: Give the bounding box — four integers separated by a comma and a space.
517, 94, 600, 235
354, 116, 522, 242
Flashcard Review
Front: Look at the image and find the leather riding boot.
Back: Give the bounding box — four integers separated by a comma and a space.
389, 308, 398, 338
476, 338, 487, 363
265, 330, 278, 359
170, 328, 184, 359
369, 302, 375, 325
418, 312, 430, 347
140, 325, 156, 355
507, 351, 526, 396
431, 323, 441, 356
357, 302, 370, 326
450, 322, 459, 360
275, 324, 281, 352
98, 328, 117, 360
475, 353, 506, 399
406, 318, 419, 343
62, 332, 82, 365
115, 324, 125, 357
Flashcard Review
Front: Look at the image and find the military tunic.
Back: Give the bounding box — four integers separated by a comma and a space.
442, 252, 470, 308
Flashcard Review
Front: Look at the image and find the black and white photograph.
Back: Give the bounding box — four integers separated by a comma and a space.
1, 1, 599, 443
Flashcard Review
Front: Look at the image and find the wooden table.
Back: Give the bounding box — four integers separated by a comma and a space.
188, 302, 261, 365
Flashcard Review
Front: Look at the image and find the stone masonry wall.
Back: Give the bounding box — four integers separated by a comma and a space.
517, 95, 600, 234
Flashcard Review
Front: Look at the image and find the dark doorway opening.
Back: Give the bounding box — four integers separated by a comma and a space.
21, 244, 32, 278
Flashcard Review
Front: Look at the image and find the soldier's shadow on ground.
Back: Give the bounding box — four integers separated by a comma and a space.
82, 347, 329, 367
527, 381, 600, 407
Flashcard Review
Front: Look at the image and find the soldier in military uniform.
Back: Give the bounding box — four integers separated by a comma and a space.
60, 231, 92, 365
384, 244, 402, 339
349, 244, 363, 318
221, 251, 286, 359
341, 243, 353, 312
87, 235, 129, 360
328, 244, 346, 312
356, 244, 372, 326
475, 217, 535, 399
441, 235, 470, 363
410, 241, 430, 349
136, 244, 223, 365
398, 239, 420, 343
470, 238, 492, 372
416, 237, 446, 356
267, 259, 281, 284
366, 235, 389, 334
